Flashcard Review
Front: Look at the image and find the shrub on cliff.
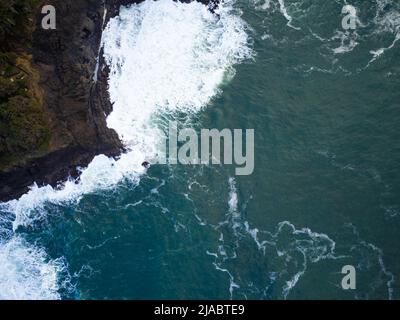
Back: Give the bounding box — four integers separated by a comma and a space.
0, 0, 39, 50
0, 95, 50, 163
0, 0, 50, 167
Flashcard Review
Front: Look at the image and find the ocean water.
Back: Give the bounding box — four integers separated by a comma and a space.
0, 0, 399, 300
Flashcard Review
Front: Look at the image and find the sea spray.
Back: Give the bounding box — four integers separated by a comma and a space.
102, 0, 252, 168
0, 0, 252, 299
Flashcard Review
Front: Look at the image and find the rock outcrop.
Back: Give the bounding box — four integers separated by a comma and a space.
0, 0, 219, 202
0, 0, 125, 201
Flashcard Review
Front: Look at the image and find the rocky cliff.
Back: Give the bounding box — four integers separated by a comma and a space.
0, 0, 129, 201
0, 0, 218, 202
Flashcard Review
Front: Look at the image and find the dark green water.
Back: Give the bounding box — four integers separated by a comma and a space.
1, 0, 399, 300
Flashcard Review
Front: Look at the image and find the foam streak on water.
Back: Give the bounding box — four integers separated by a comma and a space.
205, 178, 342, 299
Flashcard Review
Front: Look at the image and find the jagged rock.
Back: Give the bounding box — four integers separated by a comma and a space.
0, 0, 219, 201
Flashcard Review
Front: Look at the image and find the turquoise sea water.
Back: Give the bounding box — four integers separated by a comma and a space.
0, 0, 399, 300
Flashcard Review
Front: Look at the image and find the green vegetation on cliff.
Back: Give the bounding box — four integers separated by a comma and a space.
0, 0, 39, 48
0, 0, 50, 168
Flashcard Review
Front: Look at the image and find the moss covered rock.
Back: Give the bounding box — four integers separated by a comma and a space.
0, 0, 50, 168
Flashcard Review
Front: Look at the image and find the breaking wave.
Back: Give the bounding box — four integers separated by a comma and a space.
0, 0, 251, 300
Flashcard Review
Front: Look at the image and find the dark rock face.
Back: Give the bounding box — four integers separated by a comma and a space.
0, 0, 124, 202
0, 0, 219, 202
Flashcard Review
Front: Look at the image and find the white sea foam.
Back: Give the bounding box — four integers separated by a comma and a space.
274, 221, 338, 299
332, 30, 359, 54
4, 0, 252, 231
93, 3, 108, 82
360, 0, 400, 67
227, 178, 242, 233
277, 0, 300, 30
0, 0, 251, 300
0, 237, 69, 300
346, 223, 396, 300
207, 178, 341, 299
102, 0, 252, 159
254, 0, 271, 11
252, 0, 300, 30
